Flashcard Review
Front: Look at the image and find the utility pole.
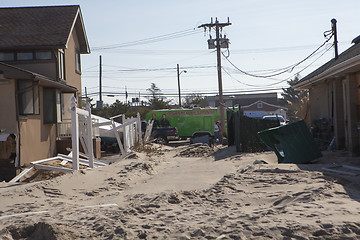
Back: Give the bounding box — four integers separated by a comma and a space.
331, 18, 338, 59
97, 55, 103, 108
198, 17, 231, 139
177, 64, 187, 107
99, 55, 102, 102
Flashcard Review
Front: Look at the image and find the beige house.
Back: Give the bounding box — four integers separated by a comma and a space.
0, 5, 90, 177
295, 36, 360, 154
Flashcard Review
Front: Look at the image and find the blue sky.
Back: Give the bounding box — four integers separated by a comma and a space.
2, 1, 360, 104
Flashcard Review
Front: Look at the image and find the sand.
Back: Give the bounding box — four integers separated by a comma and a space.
0, 143, 360, 239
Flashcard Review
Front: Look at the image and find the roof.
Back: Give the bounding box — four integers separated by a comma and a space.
0, 5, 90, 53
295, 41, 360, 88
0, 62, 77, 93
241, 100, 288, 111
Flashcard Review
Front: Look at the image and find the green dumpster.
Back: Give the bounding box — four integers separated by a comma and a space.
258, 120, 322, 164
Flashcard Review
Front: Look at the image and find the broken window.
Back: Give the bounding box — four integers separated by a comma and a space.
18, 80, 40, 115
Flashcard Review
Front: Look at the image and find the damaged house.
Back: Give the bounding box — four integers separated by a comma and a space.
0, 5, 90, 180
295, 35, 360, 155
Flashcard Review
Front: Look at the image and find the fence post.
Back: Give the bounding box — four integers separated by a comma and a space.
71, 96, 79, 170
86, 103, 94, 168
137, 112, 143, 147
122, 114, 128, 153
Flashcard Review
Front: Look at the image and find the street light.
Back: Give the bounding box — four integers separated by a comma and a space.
177, 64, 187, 107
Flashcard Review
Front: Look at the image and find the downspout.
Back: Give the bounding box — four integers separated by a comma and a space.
14, 80, 21, 169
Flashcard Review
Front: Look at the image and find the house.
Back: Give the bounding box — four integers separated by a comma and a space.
0, 5, 90, 179
294, 36, 360, 154
206, 92, 279, 108
241, 100, 287, 119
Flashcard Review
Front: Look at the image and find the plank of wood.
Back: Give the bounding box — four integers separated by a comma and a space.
9, 166, 34, 183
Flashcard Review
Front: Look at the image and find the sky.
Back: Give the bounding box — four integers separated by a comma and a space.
2, 1, 360, 105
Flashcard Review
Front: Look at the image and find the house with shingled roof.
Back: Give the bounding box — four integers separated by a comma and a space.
295, 36, 360, 154
0, 5, 90, 180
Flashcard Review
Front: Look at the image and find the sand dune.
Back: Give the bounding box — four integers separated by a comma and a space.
1, 144, 360, 239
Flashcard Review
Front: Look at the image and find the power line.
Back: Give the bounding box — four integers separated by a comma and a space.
223, 35, 334, 79
83, 88, 284, 98
222, 43, 334, 87
91, 28, 202, 51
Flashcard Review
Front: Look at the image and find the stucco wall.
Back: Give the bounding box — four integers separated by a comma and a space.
19, 87, 57, 165
65, 30, 82, 94
0, 79, 17, 134
12, 61, 57, 80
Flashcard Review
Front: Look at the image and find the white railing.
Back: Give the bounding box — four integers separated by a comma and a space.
57, 119, 72, 138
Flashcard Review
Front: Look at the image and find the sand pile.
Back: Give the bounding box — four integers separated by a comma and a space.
1, 144, 360, 239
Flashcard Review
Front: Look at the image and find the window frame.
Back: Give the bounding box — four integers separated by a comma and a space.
17, 80, 40, 115
43, 88, 62, 124
58, 50, 65, 80
75, 50, 81, 74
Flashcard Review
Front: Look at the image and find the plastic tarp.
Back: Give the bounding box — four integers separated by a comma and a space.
258, 120, 322, 164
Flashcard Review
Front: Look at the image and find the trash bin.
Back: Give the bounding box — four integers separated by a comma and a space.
258, 120, 322, 164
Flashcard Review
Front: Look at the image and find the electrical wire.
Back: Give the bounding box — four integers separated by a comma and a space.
91, 28, 202, 51
222, 34, 334, 78
223, 43, 334, 87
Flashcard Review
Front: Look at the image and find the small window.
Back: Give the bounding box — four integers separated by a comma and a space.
257, 102, 263, 108
18, 80, 40, 115
35, 51, 52, 60
17, 52, 33, 61
58, 50, 65, 80
75, 51, 81, 73
0, 52, 14, 61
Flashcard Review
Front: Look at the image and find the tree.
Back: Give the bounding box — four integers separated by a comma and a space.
281, 74, 309, 122
92, 100, 129, 119
146, 83, 171, 109
182, 93, 206, 108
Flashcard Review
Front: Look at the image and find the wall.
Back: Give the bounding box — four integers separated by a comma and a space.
0, 79, 17, 134
19, 87, 57, 165
11, 61, 57, 80
309, 82, 331, 121
65, 30, 82, 94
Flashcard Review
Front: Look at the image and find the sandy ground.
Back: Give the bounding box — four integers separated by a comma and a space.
1, 143, 360, 239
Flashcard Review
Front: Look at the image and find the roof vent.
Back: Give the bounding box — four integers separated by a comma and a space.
351, 35, 360, 45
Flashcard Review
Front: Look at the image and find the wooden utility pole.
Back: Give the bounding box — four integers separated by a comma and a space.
99, 55, 102, 102
177, 64, 187, 107
198, 18, 231, 139
331, 18, 338, 59
177, 64, 181, 107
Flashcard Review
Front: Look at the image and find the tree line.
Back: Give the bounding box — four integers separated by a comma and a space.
90, 78, 308, 122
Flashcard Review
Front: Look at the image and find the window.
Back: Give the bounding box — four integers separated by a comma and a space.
0, 52, 14, 61
257, 102, 263, 108
58, 50, 65, 80
35, 51, 52, 60
18, 80, 40, 115
43, 89, 61, 124
75, 50, 81, 73
17, 52, 33, 61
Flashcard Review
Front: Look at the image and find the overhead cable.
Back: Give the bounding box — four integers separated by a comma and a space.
222, 34, 334, 79
91, 28, 202, 51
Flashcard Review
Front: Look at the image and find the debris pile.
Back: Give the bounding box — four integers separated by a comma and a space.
175, 143, 214, 158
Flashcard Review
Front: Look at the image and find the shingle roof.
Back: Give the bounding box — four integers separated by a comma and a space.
296, 41, 360, 86
0, 5, 86, 51
0, 62, 77, 93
